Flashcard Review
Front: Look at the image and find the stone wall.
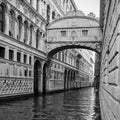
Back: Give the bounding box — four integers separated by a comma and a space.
100, 0, 120, 120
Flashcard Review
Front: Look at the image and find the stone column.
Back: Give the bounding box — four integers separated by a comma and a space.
15, 18, 18, 39
38, 0, 41, 13
27, 54, 29, 65
20, 22, 24, 42
21, 52, 24, 63
5, 46, 9, 60
33, 27, 37, 48
27, 26, 30, 45
32, 0, 37, 10
65, 70, 67, 90
27, 0, 30, 3
14, 49, 17, 61
5, 9, 9, 35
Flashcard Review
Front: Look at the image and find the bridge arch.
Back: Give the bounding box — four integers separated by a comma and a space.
44, 11, 102, 93
47, 10, 102, 61
47, 44, 101, 61
34, 59, 41, 95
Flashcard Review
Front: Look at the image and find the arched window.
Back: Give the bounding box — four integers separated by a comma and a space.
29, 24, 33, 45
9, 10, 15, 37
47, 4, 50, 23
52, 11, 55, 20
0, 4, 5, 33
24, 20, 28, 43
17, 15, 22, 40
36, 29, 40, 49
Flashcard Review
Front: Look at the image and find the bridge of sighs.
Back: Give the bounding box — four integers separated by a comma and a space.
46, 11, 102, 60
43, 11, 102, 93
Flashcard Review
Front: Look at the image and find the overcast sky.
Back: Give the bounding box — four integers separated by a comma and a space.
74, 0, 100, 17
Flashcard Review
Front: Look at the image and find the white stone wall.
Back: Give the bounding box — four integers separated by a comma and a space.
0, 0, 94, 96
100, 0, 120, 120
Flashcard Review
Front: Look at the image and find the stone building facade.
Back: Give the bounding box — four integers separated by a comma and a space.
100, 0, 120, 119
0, 0, 94, 97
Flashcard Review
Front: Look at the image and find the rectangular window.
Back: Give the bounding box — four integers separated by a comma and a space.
0, 46, 5, 58
24, 54, 27, 64
29, 56, 31, 65
29, 70, 32, 77
9, 49, 14, 60
61, 31, 66, 37
17, 52, 21, 62
82, 30, 88, 36
24, 69, 27, 77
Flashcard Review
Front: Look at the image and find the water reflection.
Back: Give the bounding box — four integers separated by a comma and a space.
0, 87, 100, 120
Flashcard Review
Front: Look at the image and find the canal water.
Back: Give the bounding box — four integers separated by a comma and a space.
0, 87, 100, 120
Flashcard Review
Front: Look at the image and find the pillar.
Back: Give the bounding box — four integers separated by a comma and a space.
5, 9, 9, 35
27, 25, 30, 45
38, 0, 41, 13
66, 70, 68, 90
21, 52, 24, 63
31, 0, 37, 10
14, 49, 17, 61
15, 18, 18, 39
5, 46, 9, 60
20, 22, 24, 42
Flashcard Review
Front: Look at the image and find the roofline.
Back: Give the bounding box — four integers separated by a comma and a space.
47, 15, 99, 28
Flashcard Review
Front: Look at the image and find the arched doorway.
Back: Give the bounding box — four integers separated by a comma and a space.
34, 60, 41, 95
64, 69, 67, 90
67, 71, 70, 90
43, 62, 47, 94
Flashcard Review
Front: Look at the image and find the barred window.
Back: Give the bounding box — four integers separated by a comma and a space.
61, 31, 66, 37
29, 56, 32, 65
24, 69, 27, 77
82, 30, 88, 36
24, 54, 27, 64
17, 52, 21, 62
9, 49, 14, 61
0, 46, 5, 58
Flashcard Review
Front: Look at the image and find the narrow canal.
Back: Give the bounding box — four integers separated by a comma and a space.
0, 87, 100, 120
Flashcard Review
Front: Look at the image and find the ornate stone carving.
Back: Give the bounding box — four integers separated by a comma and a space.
23, 5, 28, 15
35, 17, 40, 25
0, 0, 7, 5
0, 78, 33, 95
29, 11, 34, 19
16, 0, 20, 8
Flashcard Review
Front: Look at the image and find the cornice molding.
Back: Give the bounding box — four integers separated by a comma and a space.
47, 15, 99, 28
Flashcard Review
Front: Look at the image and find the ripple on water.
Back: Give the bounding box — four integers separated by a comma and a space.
0, 87, 100, 120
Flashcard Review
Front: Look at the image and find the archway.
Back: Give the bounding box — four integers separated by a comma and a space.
42, 62, 48, 94
64, 69, 67, 90
47, 45, 100, 61
67, 71, 70, 90
34, 60, 41, 95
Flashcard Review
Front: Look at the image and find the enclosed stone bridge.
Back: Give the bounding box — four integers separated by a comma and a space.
47, 11, 102, 60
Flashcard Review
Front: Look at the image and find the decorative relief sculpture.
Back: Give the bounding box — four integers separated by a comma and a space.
16, 0, 20, 8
